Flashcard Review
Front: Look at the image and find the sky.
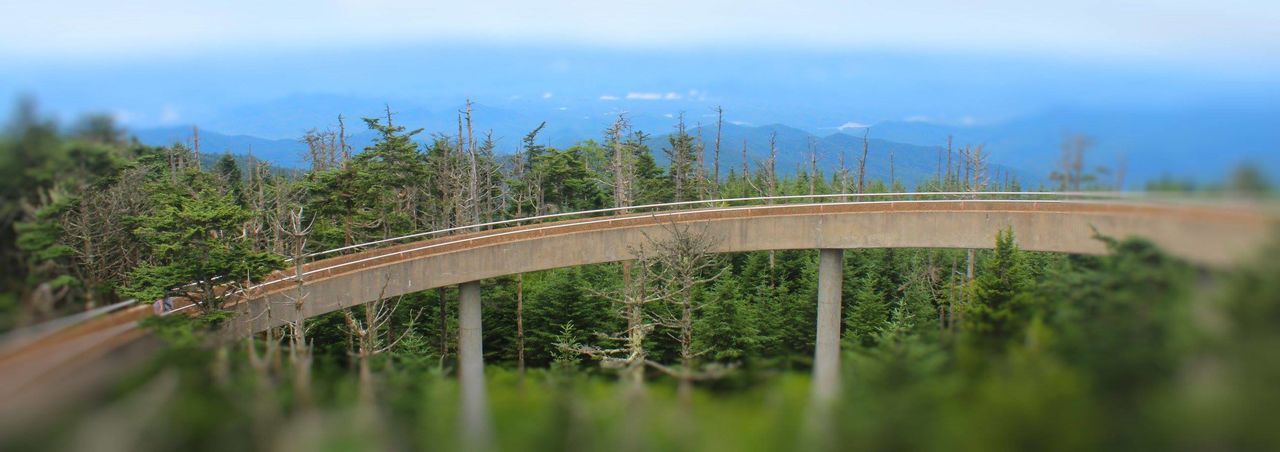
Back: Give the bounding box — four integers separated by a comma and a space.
4, 0, 1279, 65
1, 0, 1278, 139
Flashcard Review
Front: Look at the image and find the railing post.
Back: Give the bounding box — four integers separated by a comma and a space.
813, 248, 844, 403
458, 281, 490, 449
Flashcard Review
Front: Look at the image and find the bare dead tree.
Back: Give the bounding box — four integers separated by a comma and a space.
339, 276, 423, 403
962, 144, 989, 285
666, 114, 694, 202
338, 114, 350, 169
568, 241, 665, 391
643, 222, 731, 406
60, 166, 148, 307
192, 125, 201, 170
836, 147, 852, 201
606, 114, 636, 212
946, 135, 954, 189
245, 328, 280, 393
936, 147, 943, 188
857, 128, 870, 193
302, 128, 339, 172
764, 131, 778, 200
712, 106, 723, 198
968, 144, 989, 195
808, 137, 819, 200
695, 121, 707, 198
1051, 134, 1092, 191
890, 150, 896, 190
464, 99, 480, 227
741, 139, 752, 196
273, 196, 315, 407
568, 222, 730, 405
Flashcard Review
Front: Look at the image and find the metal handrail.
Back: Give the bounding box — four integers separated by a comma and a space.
247, 192, 1166, 291
297, 191, 1143, 261
64, 189, 1254, 317
174, 192, 1136, 315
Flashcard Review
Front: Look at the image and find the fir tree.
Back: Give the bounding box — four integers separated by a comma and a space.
964, 228, 1031, 350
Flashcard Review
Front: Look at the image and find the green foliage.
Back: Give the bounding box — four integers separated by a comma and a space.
125, 169, 282, 308
965, 228, 1032, 351
695, 275, 761, 363
844, 274, 889, 348
550, 321, 582, 372
1040, 234, 1193, 401
524, 266, 617, 366
213, 153, 243, 204
6, 98, 1280, 452
533, 144, 606, 212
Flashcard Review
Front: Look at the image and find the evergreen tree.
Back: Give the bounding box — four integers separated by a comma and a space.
214, 153, 243, 205
964, 228, 1032, 350
524, 266, 617, 366
694, 275, 761, 363
1040, 235, 1192, 402
534, 145, 605, 212
125, 169, 282, 312
349, 111, 428, 237
845, 274, 889, 348
663, 115, 702, 202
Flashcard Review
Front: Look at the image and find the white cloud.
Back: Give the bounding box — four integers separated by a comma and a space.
557, 106, 568, 110
542, 92, 553, 99
904, 115, 931, 123
599, 95, 620, 101
626, 91, 682, 100
112, 109, 134, 124
159, 104, 181, 124
663, 113, 674, 118
837, 121, 869, 130
729, 120, 753, 126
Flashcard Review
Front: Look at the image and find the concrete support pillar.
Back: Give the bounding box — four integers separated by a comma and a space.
812, 248, 844, 403
457, 281, 490, 448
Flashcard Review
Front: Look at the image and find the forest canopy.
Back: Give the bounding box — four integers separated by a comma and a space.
1, 99, 1277, 451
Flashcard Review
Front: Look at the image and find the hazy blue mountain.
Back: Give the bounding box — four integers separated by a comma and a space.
132, 100, 1277, 189
133, 121, 1038, 189
870, 106, 1280, 187
132, 126, 313, 167
656, 123, 1037, 189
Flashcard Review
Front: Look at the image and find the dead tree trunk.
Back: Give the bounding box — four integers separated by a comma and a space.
857, 129, 869, 193
713, 106, 723, 198
192, 125, 201, 170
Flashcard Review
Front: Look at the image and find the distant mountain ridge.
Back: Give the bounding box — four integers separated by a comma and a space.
131, 122, 1040, 189
657, 123, 1035, 189
129, 93, 1280, 188
133, 126, 314, 168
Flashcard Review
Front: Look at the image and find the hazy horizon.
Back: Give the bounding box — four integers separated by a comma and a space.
3, 0, 1278, 184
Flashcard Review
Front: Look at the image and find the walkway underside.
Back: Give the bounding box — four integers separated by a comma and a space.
230, 200, 1273, 336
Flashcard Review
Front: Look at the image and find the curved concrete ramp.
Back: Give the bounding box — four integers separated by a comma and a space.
231, 199, 1274, 335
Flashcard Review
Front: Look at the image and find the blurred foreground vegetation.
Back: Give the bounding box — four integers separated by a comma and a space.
4, 233, 1278, 451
